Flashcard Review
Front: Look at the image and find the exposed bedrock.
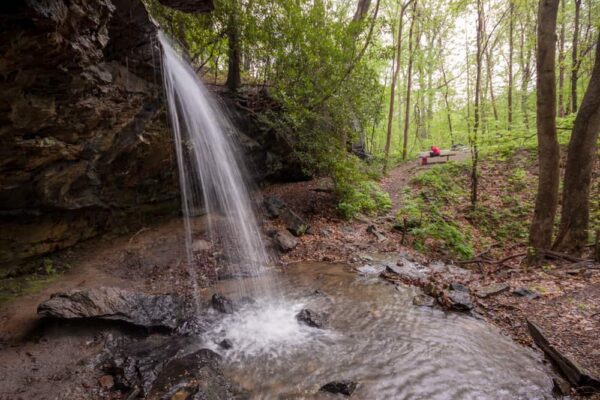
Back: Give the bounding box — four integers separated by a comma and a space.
0, 0, 296, 271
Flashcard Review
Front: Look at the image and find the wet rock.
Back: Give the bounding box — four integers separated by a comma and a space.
281, 208, 309, 237
366, 225, 386, 242
385, 259, 429, 285
296, 309, 327, 329
528, 319, 600, 393
106, 336, 200, 395
146, 349, 246, 400
412, 294, 436, 307
446, 284, 473, 312
263, 196, 285, 219
273, 230, 299, 252
212, 294, 234, 314
475, 283, 510, 298
356, 264, 386, 276
320, 380, 358, 396
37, 287, 185, 330
219, 339, 233, 350
513, 288, 540, 300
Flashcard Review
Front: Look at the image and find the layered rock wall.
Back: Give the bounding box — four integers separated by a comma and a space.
0, 0, 212, 270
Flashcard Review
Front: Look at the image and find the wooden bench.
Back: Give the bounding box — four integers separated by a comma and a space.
419, 151, 457, 165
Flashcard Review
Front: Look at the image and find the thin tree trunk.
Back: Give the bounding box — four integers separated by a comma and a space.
486, 48, 499, 126
558, 0, 566, 116
529, 0, 560, 257
441, 63, 454, 145
383, 3, 408, 173
466, 32, 472, 135
508, 1, 514, 129
571, 0, 581, 113
402, 0, 418, 160
470, 0, 483, 206
554, 32, 600, 254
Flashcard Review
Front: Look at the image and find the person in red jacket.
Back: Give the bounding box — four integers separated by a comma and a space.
430, 145, 441, 157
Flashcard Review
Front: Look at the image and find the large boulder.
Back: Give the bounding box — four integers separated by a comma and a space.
37, 287, 186, 330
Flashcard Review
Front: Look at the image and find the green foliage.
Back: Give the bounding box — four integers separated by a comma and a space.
397, 163, 474, 259
331, 155, 391, 219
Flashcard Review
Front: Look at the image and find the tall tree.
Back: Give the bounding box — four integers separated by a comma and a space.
529, 0, 560, 257
470, 0, 484, 206
383, 1, 412, 173
571, 0, 582, 112
558, 0, 566, 116
225, 1, 241, 92
401, 0, 418, 160
554, 32, 600, 254
508, 1, 514, 129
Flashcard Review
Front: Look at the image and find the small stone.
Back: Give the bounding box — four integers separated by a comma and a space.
281, 208, 309, 236
263, 196, 285, 218
475, 283, 510, 298
273, 230, 298, 252
295, 308, 327, 329
320, 380, 358, 396
366, 225, 386, 242
219, 339, 233, 350
211, 293, 234, 314
98, 375, 114, 389
512, 288, 539, 300
191, 239, 211, 252
446, 284, 473, 311
412, 294, 435, 307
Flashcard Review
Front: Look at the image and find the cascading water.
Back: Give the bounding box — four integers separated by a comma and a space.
159, 32, 271, 303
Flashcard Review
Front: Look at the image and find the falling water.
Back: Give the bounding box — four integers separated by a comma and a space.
159, 32, 271, 303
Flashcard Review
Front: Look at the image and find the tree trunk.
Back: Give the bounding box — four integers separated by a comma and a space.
353, 0, 372, 22
470, 0, 483, 206
571, 0, 581, 113
225, 5, 241, 92
508, 1, 514, 129
558, 0, 566, 116
383, 4, 406, 174
441, 63, 454, 145
529, 0, 560, 257
554, 33, 600, 254
486, 48, 499, 126
402, 0, 418, 160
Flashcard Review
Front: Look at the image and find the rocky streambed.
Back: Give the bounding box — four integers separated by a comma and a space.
0, 260, 556, 399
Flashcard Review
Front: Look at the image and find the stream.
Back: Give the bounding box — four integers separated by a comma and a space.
199, 262, 554, 399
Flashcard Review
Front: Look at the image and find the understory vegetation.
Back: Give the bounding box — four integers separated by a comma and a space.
146, 0, 599, 253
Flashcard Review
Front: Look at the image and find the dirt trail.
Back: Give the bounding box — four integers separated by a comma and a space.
379, 150, 471, 212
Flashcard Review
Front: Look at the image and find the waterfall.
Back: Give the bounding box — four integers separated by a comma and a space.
158, 32, 271, 304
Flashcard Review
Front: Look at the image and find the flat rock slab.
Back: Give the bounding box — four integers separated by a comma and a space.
527, 319, 600, 393
475, 283, 510, 298
37, 287, 185, 330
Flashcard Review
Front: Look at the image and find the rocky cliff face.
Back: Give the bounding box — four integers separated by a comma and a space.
0, 0, 214, 271
0, 0, 301, 272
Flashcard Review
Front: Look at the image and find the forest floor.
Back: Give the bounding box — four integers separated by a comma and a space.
263, 149, 600, 398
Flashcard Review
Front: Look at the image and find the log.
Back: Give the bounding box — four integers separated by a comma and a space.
527, 319, 600, 393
